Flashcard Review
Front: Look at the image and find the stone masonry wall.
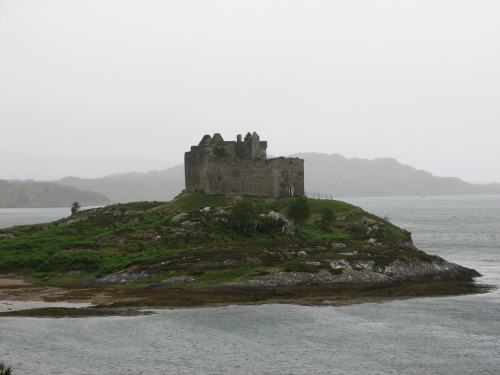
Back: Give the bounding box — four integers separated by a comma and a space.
184, 133, 304, 198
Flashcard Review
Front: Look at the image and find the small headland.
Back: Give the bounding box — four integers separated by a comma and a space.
0, 192, 488, 317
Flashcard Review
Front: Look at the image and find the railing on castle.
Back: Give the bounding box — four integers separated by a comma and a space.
305, 193, 335, 200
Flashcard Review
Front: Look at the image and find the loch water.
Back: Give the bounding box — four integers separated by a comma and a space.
0, 206, 103, 229
0, 207, 72, 229
1, 196, 499, 375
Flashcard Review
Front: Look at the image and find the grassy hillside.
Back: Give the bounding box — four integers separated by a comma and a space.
0, 192, 434, 288
0, 180, 112, 208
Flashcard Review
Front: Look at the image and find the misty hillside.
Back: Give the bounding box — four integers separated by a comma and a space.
0, 180, 111, 208
295, 153, 500, 197
57, 165, 185, 203
51, 154, 500, 203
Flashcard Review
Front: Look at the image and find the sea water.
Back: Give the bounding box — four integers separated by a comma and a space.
0, 196, 499, 374
0, 206, 102, 229
0, 207, 72, 228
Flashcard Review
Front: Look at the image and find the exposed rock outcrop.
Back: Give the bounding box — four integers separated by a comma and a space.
74, 254, 479, 288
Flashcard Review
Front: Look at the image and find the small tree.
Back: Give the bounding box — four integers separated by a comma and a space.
320, 207, 335, 227
231, 199, 259, 235
287, 196, 311, 227
71, 201, 81, 215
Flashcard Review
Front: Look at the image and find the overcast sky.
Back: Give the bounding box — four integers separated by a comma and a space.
1, 0, 499, 183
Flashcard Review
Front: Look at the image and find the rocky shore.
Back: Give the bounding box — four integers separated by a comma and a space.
71, 253, 479, 289
0, 257, 487, 318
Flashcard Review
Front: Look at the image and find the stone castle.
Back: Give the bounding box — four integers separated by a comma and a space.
184, 132, 304, 198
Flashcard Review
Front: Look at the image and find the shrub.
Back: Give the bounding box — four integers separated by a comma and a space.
256, 215, 285, 235
320, 207, 335, 227
231, 200, 258, 234
71, 201, 81, 215
287, 196, 311, 227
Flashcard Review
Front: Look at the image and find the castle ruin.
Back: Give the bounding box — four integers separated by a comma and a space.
184, 132, 304, 198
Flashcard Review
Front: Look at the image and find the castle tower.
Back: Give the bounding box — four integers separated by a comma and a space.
184, 132, 304, 197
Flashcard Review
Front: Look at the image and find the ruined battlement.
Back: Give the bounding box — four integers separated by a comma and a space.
184, 132, 304, 197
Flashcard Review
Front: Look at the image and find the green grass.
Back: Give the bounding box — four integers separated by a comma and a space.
30, 272, 95, 287
0, 192, 421, 285
156, 191, 233, 212
196, 266, 258, 284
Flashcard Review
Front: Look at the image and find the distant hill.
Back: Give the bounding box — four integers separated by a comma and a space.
51, 154, 500, 203
0, 180, 112, 208
295, 153, 500, 197
56, 165, 185, 203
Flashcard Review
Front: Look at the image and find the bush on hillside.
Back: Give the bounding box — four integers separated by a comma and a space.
231, 200, 259, 234
287, 196, 311, 227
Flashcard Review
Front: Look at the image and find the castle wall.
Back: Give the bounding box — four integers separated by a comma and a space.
184, 133, 304, 198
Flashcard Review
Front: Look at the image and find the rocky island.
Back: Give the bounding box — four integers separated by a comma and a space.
0, 133, 484, 317
0, 191, 483, 317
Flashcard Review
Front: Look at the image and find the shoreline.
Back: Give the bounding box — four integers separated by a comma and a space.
0, 277, 492, 318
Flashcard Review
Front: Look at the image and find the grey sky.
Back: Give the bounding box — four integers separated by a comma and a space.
1, 0, 499, 183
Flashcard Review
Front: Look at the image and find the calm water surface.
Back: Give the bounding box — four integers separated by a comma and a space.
0, 206, 101, 229
0, 196, 499, 374
0, 207, 71, 228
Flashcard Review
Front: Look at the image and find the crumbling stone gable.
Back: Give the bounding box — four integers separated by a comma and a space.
184, 132, 304, 198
